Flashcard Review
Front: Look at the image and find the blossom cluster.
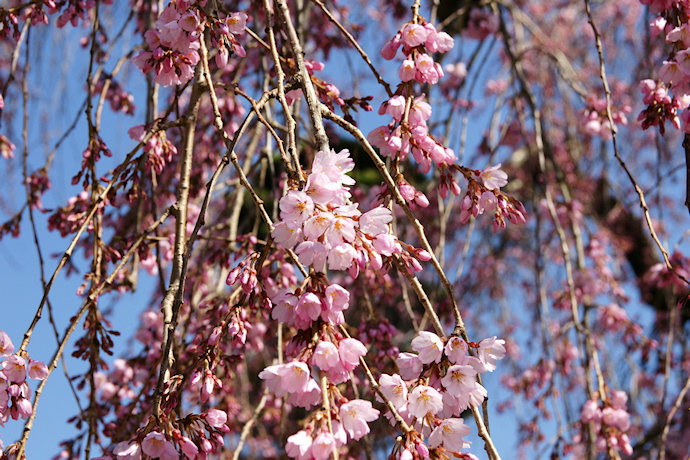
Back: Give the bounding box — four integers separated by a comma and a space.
378, 331, 505, 457
369, 22, 456, 174
579, 390, 633, 455
456, 164, 527, 232
109, 409, 229, 460
0, 330, 49, 452
133, 1, 247, 86
581, 95, 630, 139
642, 4, 690, 133
259, 276, 379, 458
128, 125, 178, 175
272, 148, 429, 277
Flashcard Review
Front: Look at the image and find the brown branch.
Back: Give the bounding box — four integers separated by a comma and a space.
152, 75, 202, 419
15, 206, 173, 457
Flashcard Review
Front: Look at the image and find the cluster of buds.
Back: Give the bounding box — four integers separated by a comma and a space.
370, 21, 456, 173
128, 125, 178, 175
93, 77, 136, 115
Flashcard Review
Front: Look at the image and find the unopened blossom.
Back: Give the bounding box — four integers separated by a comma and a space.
178, 436, 199, 459
205, 409, 228, 428
480, 164, 508, 190
428, 418, 471, 452
411, 331, 444, 364
339, 399, 380, 440
407, 385, 443, 418
381, 33, 402, 59
14, 397, 33, 418
477, 336, 506, 372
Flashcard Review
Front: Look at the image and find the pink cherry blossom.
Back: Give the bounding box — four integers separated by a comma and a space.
338, 338, 367, 371
258, 361, 311, 397
407, 385, 443, 418
311, 432, 336, 460
358, 206, 392, 235
428, 418, 471, 452
410, 331, 443, 364
312, 341, 340, 371
27, 360, 49, 380
378, 373, 408, 409
444, 336, 469, 364
286, 430, 313, 460
401, 23, 429, 47
2, 355, 27, 383
113, 441, 141, 460
280, 191, 315, 224
0, 331, 15, 357
441, 364, 477, 393
480, 164, 508, 190
141, 431, 170, 458
477, 336, 506, 372
339, 399, 380, 440
396, 352, 423, 380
